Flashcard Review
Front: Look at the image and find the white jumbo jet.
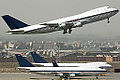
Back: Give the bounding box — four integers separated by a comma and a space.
15, 54, 107, 79
30, 51, 112, 69
2, 6, 119, 34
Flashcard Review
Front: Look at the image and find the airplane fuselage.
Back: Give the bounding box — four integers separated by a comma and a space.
3, 6, 118, 34
32, 62, 112, 69
18, 66, 107, 77
26, 6, 118, 34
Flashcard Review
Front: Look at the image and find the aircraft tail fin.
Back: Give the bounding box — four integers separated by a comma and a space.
15, 54, 35, 67
30, 51, 48, 63
52, 61, 59, 67
2, 15, 30, 30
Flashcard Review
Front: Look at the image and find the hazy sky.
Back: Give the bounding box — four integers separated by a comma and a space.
0, 0, 120, 42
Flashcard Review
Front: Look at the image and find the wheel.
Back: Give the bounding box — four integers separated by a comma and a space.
107, 18, 110, 23
68, 29, 72, 34
63, 29, 67, 34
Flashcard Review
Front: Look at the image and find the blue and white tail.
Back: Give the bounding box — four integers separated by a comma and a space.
30, 51, 48, 63
2, 15, 30, 30
15, 54, 35, 67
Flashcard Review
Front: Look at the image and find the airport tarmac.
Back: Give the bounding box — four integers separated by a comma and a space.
0, 72, 119, 80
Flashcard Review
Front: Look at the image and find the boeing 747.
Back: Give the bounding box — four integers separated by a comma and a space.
15, 54, 107, 79
30, 51, 112, 69
2, 6, 119, 34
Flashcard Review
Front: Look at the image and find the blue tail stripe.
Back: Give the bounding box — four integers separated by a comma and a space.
2, 15, 29, 30
15, 54, 35, 67
30, 51, 48, 63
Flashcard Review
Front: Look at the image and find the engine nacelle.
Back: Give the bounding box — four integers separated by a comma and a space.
59, 22, 73, 29
56, 73, 63, 76
59, 23, 66, 27
69, 74, 76, 77
73, 21, 82, 28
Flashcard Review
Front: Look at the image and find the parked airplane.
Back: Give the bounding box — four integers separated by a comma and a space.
30, 51, 112, 69
15, 54, 107, 79
2, 6, 119, 34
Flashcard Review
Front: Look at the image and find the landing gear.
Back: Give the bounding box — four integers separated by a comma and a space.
107, 18, 110, 23
63, 28, 72, 34
68, 28, 72, 34
96, 76, 98, 79
59, 77, 68, 80
63, 29, 67, 34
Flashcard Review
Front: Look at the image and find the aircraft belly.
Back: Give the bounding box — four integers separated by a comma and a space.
31, 71, 106, 76
25, 27, 62, 34
76, 72, 106, 76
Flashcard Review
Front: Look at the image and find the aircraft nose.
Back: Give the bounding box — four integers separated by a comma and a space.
115, 9, 119, 13
116, 9, 119, 12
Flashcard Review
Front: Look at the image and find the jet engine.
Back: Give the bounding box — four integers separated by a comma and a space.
73, 21, 82, 28
55, 73, 63, 76
59, 22, 73, 28
69, 74, 76, 77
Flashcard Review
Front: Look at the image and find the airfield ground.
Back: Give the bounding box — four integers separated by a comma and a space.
0, 72, 120, 80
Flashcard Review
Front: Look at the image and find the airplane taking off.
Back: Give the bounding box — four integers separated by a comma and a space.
30, 51, 112, 69
2, 6, 119, 34
15, 54, 107, 79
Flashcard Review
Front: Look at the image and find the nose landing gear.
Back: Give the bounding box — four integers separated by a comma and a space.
107, 18, 110, 23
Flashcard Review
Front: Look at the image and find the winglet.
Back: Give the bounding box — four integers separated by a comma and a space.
30, 51, 48, 63
15, 54, 35, 67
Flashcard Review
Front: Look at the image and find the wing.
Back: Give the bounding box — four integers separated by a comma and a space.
40, 23, 59, 27
40, 22, 74, 27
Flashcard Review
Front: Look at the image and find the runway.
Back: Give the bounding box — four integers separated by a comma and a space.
0, 72, 119, 80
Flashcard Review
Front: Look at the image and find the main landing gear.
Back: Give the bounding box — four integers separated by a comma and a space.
59, 76, 68, 80
63, 29, 67, 34
68, 28, 72, 34
63, 28, 72, 34
96, 76, 99, 79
